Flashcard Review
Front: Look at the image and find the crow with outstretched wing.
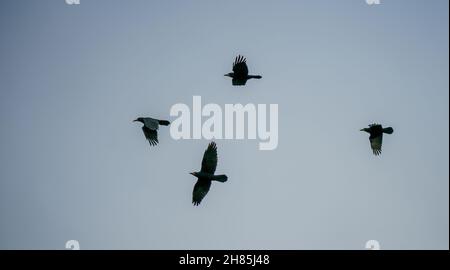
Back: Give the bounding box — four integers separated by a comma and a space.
361, 123, 394, 156
190, 142, 228, 206
134, 117, 170, 146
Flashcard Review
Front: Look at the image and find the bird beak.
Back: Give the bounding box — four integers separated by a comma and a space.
189, 172, 195, 176
133, 119, 138, 122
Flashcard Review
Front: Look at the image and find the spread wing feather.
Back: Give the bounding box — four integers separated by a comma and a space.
369, 134, 382, 156
192, 180, 211, 206
232, 55, 248, 76
142, 126, 158, 146
200, 142, 218, 174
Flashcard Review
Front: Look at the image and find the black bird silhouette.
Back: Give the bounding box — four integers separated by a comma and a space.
224, 55, 262, 86
190, 142, 228, 206
133, 117, 170, 146
360, 123, 394, 155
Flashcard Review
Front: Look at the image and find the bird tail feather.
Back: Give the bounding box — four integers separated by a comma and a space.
383, 127, 394, 134
158, 120, 170, 126
212, 175, 228, 182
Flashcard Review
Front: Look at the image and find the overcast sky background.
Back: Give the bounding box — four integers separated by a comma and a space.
0, 0, 448, 249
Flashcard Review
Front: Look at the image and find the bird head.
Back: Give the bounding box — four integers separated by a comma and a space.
360, 128, 369, 133
224, 72, 233, 77
133, 117, 144, 123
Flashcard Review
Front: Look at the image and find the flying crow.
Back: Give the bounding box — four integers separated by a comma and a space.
133, 117, 170, 146
224, 55, 262, 86
190, 142, 228, 206
360, 123, 394, 156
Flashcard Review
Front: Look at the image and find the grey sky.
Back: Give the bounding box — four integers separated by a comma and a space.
0, 0, 448, 249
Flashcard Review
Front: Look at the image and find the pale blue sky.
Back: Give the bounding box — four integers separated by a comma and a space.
0, 0, 448, 249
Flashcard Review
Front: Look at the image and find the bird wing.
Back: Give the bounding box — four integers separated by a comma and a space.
192, 180, 211, 206
142, 126, 158, 146
232, 55, 248, 76
369, 134, 383, 156
143, 118, 159, 130
201, 142, 218, 174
